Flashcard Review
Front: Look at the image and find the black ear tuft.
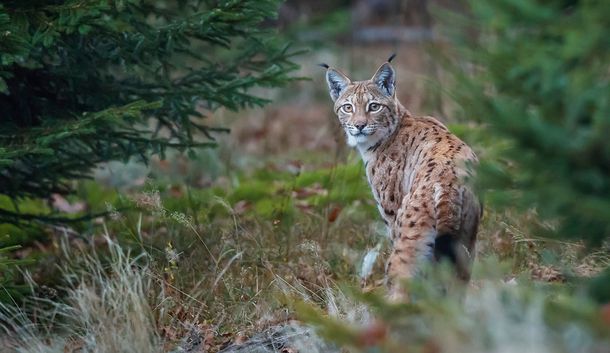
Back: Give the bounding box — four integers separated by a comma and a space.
434, 233, 472, 282
434, 233, 458, 265
387, 53, 397, 63
318, 63, 330, 69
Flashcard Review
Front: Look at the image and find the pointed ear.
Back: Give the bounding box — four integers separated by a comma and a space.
371, 63, 396, 97
326, 68, 351, 102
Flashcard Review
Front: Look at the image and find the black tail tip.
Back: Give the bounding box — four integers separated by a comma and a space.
387, 53, 397, 63
318, 63, 330, 69
434, 233, 458, 265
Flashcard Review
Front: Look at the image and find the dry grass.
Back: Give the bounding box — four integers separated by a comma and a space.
1, 187, 607, 352
1, 237, 161, 353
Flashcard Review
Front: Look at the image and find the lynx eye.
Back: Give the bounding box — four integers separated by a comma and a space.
368, 103, 382, 112
340, 104, 353, 113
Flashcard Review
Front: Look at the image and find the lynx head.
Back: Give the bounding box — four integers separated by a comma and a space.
324, 57, 400, 148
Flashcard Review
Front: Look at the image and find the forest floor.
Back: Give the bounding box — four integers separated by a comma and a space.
2, 48, 609, 352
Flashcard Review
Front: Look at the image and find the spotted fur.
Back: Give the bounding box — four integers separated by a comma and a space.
325, 60, 481, 300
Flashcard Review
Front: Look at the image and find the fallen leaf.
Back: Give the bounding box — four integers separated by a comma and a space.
294, 200, 314, 213
233, 200, 251, 215
327, 206, 342, 222
51, 194, 86, 214
292, 184, 327, 199
234, 332, 248, 345
169, 185, 183, 198
356, 320, 387, 347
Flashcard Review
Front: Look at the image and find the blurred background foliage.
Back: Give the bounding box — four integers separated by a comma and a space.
448, 0, 610, 247
0, 0, 609, 352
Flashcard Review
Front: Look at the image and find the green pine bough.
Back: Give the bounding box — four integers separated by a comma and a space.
0, 0, 301, 225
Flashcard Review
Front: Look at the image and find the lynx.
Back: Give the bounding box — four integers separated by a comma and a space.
323, 56, 481, 300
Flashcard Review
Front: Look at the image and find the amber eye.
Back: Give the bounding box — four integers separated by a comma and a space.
341, 104, 353, 113
369, 103, 381, 112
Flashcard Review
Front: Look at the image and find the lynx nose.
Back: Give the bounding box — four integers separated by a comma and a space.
355, 123, 367, 131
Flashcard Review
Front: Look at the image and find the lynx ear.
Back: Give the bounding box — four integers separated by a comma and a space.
326, 68, 351, 102
371, 62, 396, 97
